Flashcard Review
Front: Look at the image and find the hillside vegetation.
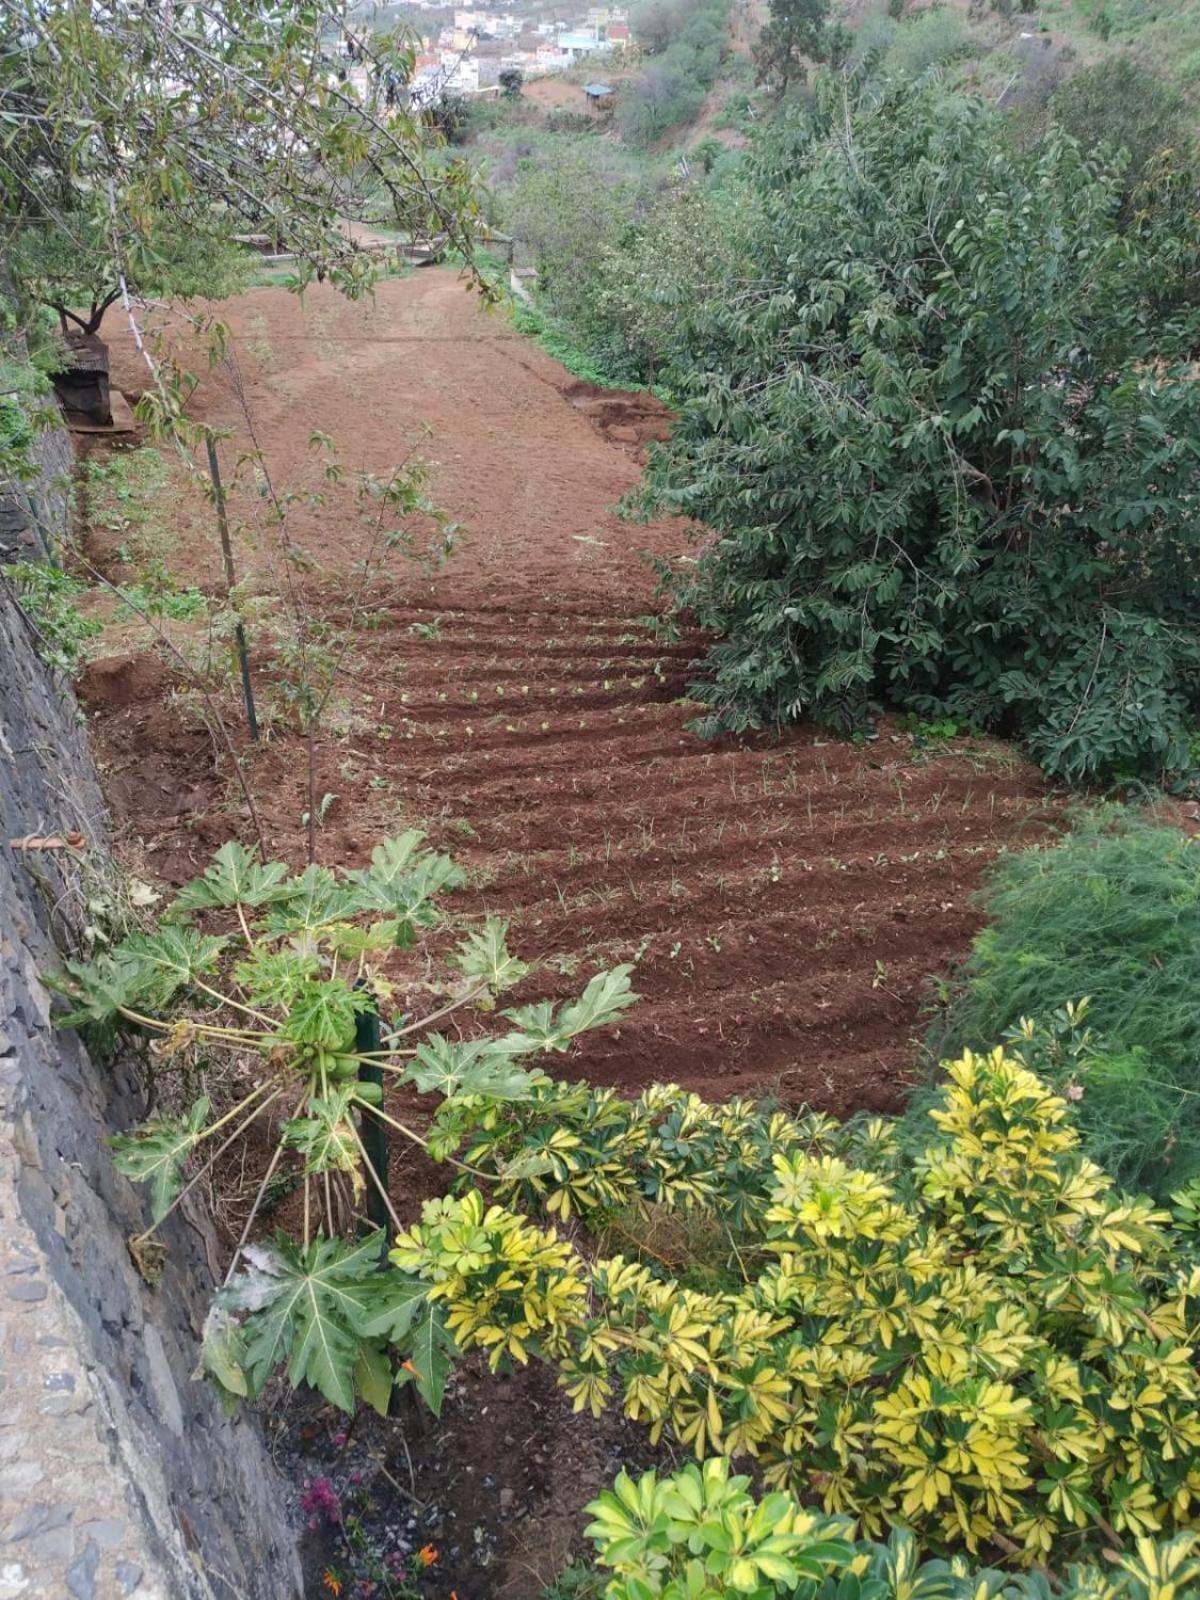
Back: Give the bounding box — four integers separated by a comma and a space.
10, 2, 1200, 1595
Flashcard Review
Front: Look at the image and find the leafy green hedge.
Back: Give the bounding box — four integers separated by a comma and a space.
642, 75, 1200, 784
921, 811, 1200, 1197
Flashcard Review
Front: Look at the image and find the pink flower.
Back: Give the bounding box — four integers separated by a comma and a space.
1066, 1083, 1084, 1102
300, 1478, 341, 1523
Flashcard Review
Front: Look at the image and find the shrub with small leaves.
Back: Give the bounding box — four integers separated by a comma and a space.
416, 1051, 1200, 1565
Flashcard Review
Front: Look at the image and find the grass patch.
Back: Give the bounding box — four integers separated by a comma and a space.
509, 299, 649, 392
912, 807, 1200, 1197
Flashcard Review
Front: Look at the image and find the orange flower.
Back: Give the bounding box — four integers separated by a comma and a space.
401, 1360, 418, 1376
321, 1572, 342, 1598
416, 1544, 438, 1568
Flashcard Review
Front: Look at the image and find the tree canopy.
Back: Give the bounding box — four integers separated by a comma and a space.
0, 0, 479, 370
642, 76, 1200, 784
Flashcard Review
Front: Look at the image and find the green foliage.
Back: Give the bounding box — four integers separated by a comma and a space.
580, 1458, 1200, 1600
2, 562, 102, 675
921, 811, 1200, 1197
391, 1189, 589, 1369
504, 152, 741, 387
11, 209, 248, 335
878, 8, 978, 77
620, 0, 732, 144
111, 1096, 211, 1221
1, 0, 480, 461
641, 76, 1200, 785
586, 1458, 854, 1597
1050, 55, 1189, 198
753, 0, 848, 94
51, 835, 637, 1417
421, 1050, 1200, 1564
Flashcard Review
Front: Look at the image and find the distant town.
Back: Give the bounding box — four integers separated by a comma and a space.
338, 5, 630, 104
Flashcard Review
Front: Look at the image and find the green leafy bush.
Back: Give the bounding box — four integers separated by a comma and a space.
620, 0, 732, 145
579, 1457, 1200, 1599
641, 76, 1200, 784
921, 811, 1200, 1196
422, 1049, 1200, 1565
1050, 55, 1188, 198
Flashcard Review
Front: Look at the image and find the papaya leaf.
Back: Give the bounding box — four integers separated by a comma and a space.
405, 1033, 543, 1100
501, 966, 638, 1053
220, 1230, 388, 1413
116, 926, 227, 1010
282, 1089, 361, 1181
110, 1095, 210, 1220
171, 841, 292, 915
554, 964, 638, 1038
354, 1342, 393, 1416
344, 834, 465, 938
47, 953, 143, 1031
403, 1299, 457, 1416
200, 1305, 250, 1411
356, 1275, 430, 1344
351, 831, 430, 887
233, 947, 321, 1009
258, 864, 361, 937
453, 916, 530, 995
278, 978, 371, 1050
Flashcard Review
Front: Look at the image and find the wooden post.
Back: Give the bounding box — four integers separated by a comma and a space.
204, 434, 259, 742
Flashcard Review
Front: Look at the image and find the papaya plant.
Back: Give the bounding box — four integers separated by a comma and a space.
49, 833, 635, 1415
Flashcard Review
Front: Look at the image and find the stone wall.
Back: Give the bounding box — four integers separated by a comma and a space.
0, 416, 74, 563
0, 421, 303, 1600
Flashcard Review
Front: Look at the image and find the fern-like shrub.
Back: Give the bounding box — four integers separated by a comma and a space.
920, 811, 1200, 1197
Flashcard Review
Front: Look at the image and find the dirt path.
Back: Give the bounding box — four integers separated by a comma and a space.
90, 269, 1055, 1114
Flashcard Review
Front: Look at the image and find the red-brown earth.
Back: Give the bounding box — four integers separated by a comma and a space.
85, 267, 1055, 1114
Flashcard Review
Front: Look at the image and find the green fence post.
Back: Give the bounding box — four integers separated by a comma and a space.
354, 995, 390, 1239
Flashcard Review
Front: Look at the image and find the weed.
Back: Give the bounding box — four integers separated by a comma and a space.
3, 562, 102, 674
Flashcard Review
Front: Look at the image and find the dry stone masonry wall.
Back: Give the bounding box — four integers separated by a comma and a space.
0, 420, 302, 1600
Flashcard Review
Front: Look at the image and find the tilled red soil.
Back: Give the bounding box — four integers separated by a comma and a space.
85, 269, 1058, 1116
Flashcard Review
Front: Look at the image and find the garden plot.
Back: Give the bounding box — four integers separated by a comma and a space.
86, 270, 1054, 1115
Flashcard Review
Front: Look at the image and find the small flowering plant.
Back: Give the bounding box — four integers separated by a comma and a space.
298, 1466, 428, 1599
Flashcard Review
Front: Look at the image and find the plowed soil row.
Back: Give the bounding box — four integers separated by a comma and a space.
84, 269, 1057, 1116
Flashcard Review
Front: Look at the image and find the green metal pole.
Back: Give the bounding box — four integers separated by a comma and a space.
354, 996, 389, 1238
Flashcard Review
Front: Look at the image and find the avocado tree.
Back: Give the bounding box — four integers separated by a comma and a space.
11, 211, 248, 339
644, 76, 1200, 784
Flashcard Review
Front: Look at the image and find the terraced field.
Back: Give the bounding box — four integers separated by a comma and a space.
86, 268, 1054, 1116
